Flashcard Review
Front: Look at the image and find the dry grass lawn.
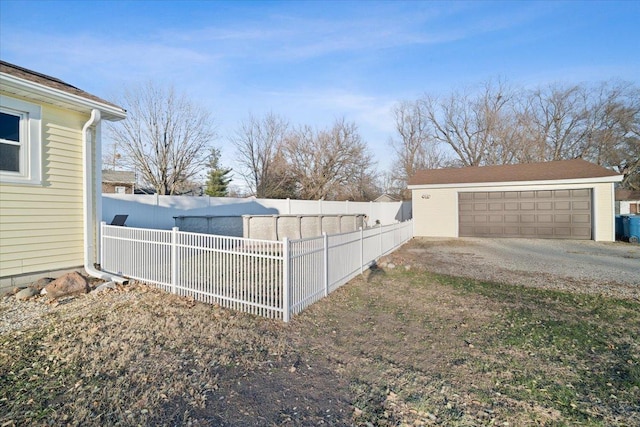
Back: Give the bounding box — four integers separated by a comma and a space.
1, 239, 639, 426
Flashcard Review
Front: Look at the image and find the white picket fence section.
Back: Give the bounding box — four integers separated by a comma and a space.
101, 220, 413, 321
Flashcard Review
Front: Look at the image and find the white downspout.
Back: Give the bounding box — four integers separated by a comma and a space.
83, 109, 128, 284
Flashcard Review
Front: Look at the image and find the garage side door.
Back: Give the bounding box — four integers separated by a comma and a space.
458, 189, 592, 239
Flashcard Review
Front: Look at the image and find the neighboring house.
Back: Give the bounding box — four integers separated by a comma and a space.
615, 189, 640, 215
408, 159, 623, 242
0, 61, 127, 287
102, 169, 135, 194
134, 187, 157, 195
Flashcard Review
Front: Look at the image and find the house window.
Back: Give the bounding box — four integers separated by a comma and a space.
0, 95, 42, 185
115, 186, 126, 194
0, 111, 22, 172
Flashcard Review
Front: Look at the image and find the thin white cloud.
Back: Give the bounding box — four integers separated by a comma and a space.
150, 2, 550, 62
250, 88, 397, 138
3, 0, 632, 176
520, 64, 640, 89
164, 26, 291, 43
0, 30, 224, 101
1, 1, 552, 78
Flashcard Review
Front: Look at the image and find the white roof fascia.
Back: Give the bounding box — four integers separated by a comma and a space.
0, 72, 126, 121
407, 175, 624, 190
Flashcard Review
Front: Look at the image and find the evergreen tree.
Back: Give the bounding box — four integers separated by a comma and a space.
204, 148, 232, 197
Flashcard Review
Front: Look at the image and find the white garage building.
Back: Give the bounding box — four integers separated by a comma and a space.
408, 159, 623, 241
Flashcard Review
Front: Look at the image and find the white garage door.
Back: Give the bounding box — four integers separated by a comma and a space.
458, 189, 592, 239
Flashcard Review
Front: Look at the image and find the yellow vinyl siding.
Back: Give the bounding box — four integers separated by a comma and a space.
2, 240, 84, 257
1, 252, 83, 274
0, 199, 82, 209
1, 228, 83, 240
0, 186, 84, 199
0, 220, 82, 231
0, 99, 88, 278
0, 213, 83, 224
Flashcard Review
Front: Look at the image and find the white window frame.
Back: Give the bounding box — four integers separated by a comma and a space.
0, 95, 42, 185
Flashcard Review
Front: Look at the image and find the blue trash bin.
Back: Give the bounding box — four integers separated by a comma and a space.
622, 215, 631, 241
628, 215, 640, 244
615, 215, 624, 240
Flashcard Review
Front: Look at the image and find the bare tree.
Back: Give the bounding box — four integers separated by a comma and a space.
521, 80, 640, 188
380, 171, 402, 198
621, 103, 640, 190
389, 100, 446, 193
585, 81, 640, 189
422, 79, 516, 166
102, 141, 125, 171
400, 78, 639, 190
524, 84, 591, 161
510, 97, 548, 163
108, 82, 216, 195
285, 118, 377, 200
231, 113, 295, 198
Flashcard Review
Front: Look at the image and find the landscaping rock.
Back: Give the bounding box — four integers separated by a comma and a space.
45, 272, 90, 300
16, 287, 39, 300
32, 277, 54, 291
3, 287, 24, 298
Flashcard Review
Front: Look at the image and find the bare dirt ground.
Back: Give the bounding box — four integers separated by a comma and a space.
1, 238, 639, 426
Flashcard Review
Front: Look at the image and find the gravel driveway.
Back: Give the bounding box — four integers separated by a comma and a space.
404, 238, 640, 300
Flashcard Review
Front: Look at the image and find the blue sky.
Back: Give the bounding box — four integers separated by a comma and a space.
1, 0, 638, 176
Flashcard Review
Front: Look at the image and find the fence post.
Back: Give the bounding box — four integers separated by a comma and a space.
100, 221, 106, 267
360, 227, 364, 274
323, 232, 329, 296
282, 237, 291, 322
379, 223, 383, 257
171, 227, 179, 294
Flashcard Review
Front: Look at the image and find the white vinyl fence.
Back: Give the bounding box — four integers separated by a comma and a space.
101, 220, 413, 321
103, 194, 412, 230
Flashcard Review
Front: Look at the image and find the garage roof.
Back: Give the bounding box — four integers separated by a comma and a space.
102, 170, 136, 184
408, 159, 621, 186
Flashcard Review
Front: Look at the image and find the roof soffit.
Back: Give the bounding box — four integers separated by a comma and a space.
408, 159, 622, 187
0, 72, 126, 121
408, 175, 624, 190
